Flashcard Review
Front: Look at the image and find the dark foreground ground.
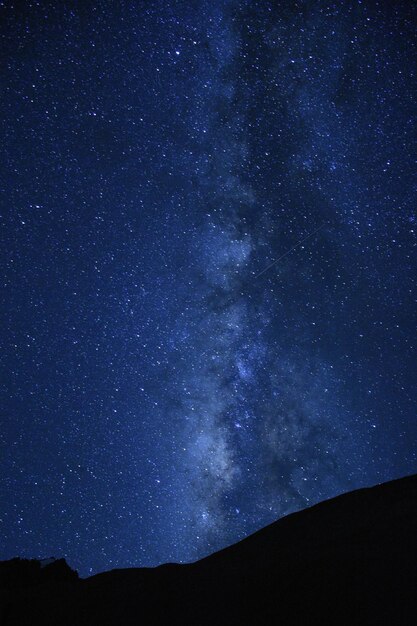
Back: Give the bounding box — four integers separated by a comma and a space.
1, 473, 416, 625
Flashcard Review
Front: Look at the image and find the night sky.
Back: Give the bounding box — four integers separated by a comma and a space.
1, 0, 416, 577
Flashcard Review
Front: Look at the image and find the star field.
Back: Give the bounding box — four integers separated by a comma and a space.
1, 0, 416, 576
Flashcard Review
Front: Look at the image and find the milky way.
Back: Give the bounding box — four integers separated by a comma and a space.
1, 1, 416, 575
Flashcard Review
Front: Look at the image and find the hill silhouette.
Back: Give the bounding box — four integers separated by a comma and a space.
1, 474, 416, 625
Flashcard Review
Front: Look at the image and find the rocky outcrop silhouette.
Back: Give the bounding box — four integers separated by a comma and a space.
1, 474, 416, 625
0, 557, 78, 590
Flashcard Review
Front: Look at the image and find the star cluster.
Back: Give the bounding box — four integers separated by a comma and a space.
1, 0, 416, 576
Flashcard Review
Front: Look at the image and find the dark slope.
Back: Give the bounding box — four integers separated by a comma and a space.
1, 474, 417, 625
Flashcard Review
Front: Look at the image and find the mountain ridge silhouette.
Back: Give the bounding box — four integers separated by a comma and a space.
1, 473, 416, 625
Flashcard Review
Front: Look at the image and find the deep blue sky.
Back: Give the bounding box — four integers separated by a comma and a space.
1, 0, 416, 576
